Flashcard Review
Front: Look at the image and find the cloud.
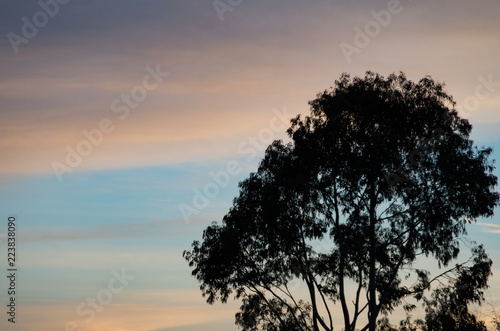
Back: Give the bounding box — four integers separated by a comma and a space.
19, 219, 190, 243
476, 222, 500, 234
1, 0, 499, 178
0, 299, 238, 331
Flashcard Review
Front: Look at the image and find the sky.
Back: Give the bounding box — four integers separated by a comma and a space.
0, 0, 499, 330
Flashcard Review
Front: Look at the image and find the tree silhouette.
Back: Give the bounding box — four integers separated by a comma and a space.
183, 72, 499, 331
377, 245, 492, 331
419, 245, 491, 331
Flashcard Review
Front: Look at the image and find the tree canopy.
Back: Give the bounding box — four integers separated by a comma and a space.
183, 72, 499, 331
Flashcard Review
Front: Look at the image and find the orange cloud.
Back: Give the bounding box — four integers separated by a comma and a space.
0, 299, 239, 331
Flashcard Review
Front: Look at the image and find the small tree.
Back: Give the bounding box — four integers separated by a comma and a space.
184, 72, 499, 331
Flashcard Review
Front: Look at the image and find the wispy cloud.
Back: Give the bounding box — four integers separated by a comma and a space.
0, 299, 238, 331
476, 222, 500, 234
2, 0, 499, 177
19, 219, 190, 243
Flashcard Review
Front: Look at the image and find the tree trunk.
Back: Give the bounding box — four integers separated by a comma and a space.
368, 185, 378, 331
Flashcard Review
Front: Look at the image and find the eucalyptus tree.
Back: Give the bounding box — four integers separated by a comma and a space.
184, 72, 499, 331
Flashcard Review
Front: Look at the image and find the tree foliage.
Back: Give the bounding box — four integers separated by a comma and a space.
183, 72, 499, 331
420, 245, 491, 331
377, 245, 492, 331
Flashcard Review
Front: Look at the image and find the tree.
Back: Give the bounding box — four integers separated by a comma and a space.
379, 244, 492, 331
183, 72, 499, 331
419, 245, 491, 331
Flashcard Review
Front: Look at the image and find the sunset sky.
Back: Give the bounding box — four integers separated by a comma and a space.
1, 0, 500, 330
